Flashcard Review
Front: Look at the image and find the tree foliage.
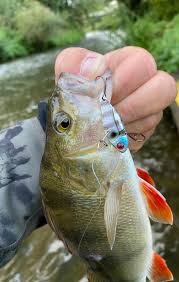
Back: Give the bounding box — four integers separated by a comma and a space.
15, 1, 62, 50
39, 0, 107, 27
0, 0, 86, 62
118, 0, 179, 73
0, 27, 27, 62
0, 0, 179, 73
149, 0, 179, 20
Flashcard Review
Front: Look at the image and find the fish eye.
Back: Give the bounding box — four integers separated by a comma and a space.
53, 112, 71, 133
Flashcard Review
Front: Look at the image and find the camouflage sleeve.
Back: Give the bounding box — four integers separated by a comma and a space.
0, 110, 46, 267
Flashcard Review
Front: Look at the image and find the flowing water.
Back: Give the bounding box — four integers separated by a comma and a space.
0, 41, 179, 281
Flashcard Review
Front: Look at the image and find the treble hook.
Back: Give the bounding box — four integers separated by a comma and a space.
128, 133, 146, 142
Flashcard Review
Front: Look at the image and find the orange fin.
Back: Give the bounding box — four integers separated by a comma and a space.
148, 251, 173, 281
137, 167, 155, 186
140, 178, 173, 225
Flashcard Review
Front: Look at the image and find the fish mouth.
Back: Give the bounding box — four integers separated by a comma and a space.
64, 144, 99, 159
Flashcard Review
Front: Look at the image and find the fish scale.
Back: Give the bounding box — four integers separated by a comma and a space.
41, 145, 151, 281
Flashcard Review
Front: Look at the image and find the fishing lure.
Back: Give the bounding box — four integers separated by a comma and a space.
95, 71, 128, 153
98, 71, 144, 155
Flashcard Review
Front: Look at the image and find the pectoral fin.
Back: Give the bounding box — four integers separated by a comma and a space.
137, 167, 155, 186
104, 185, 122, 250
148, 251, 173, 281
140, 178, 173, 225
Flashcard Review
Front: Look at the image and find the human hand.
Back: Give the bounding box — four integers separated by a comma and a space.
54, 47, 177, 152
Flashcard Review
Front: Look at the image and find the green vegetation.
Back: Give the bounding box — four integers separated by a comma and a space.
95, 0, 179, 73
48, 29, 84, 47
0, 0, 85, 63
0, 0, 108, 63
15, 1, 61, 50
123, 13, 179, 73
0, 27, 27, 62
119, 0, 179, 73
151, 15, 179, 72
0, 0, 179, 74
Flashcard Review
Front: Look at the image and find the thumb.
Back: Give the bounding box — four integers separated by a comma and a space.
80, 51, 106, 79
55, 47, 107, 83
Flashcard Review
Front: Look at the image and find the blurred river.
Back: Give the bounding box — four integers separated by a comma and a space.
0, 37, 179, 281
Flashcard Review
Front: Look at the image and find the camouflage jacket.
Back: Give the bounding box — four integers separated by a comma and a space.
0, 102, 47, 267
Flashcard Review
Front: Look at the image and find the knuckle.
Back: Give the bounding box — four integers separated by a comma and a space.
118, 46, 157, 76
119, 99, 138, 124
129, 140, 143, 153
158, 110, 163, 121
146, 116, 157, 131
145, 128, 155, 139
135, 47, 157, 76
158, 71, 177, 102
145, 113, 163, 131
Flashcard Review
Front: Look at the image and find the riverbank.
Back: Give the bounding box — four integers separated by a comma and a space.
0, 1, 85, 63
1, 0, 179, 76
0, 25, 84, 63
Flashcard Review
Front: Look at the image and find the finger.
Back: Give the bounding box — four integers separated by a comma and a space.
54, 47, 106, 82
116, 71, 177, 124
129, 128, 155, 152
55, 47, 88, 78
56, 46, 144, 80
105, 46, 147, 69
105, 47, 157, 105
125, 112, 163, 133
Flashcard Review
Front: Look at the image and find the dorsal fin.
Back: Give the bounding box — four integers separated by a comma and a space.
140, 178, 173, 225
137, 167, 155, 186
148, 251, 173, 281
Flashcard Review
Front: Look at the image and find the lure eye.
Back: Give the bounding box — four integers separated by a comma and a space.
116, 142, 125, 150
108, 131, 128, 153
53, 112, 71, 133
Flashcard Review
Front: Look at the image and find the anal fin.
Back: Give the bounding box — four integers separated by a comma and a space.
148, 251, 173, 281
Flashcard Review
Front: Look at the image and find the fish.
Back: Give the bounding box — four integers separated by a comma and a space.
40, 70, 173, 282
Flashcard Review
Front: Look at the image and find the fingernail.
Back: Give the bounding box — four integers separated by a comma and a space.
80, 53, 106, 79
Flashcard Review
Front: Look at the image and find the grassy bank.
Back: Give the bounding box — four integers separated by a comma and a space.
1, 0, 179, 75
95, 0, 179, 74
0, 0, 84, 63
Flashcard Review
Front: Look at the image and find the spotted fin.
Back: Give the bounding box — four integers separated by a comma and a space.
140, 178, 173, 225
137, 167, 155, 186
148, 251, 173, 281
104, 185, 122, 250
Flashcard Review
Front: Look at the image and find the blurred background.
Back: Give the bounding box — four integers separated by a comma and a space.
0, 0, 179, 281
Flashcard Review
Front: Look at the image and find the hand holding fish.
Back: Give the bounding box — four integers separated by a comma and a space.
55, 47, 177, 152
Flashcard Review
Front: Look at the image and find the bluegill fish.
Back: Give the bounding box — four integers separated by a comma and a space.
40, 71, 173, 282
